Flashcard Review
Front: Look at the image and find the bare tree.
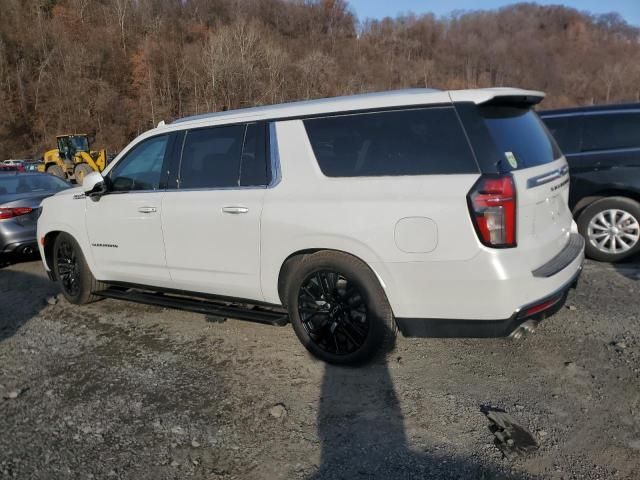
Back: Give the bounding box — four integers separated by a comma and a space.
0, 0, 639, 159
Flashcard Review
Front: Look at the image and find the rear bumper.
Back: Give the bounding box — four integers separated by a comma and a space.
396, 266, 581, 337
384, 229, 585, 336
1, 240, 38, 254
0, 220, 37, 254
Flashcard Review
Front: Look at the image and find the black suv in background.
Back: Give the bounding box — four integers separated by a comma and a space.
540, 104, 640, 262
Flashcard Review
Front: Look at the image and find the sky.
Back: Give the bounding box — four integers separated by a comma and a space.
347, 0, 640, 26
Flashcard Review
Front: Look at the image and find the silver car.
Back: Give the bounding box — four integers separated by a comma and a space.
0, 172, 71, 257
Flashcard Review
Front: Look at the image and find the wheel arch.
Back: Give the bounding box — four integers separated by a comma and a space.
275, 248, 393, 309
43, 230, 62, 277
41, 225, 96, 279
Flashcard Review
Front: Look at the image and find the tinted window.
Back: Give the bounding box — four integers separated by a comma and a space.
304, 107, 477, 177
478, 106, 562, 170
541, 116, 581, 154
109, 135, 168, 192
581, 113, 640, 152
240, 123, 269, 186
179, 125, 244, 189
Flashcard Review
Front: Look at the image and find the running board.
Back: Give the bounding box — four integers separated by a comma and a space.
93, 287, 289, 326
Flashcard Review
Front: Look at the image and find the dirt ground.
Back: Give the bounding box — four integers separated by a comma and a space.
1, 256, 639, 480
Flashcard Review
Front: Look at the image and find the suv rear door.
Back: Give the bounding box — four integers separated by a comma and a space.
161, 122, 269, 300
457, 101, 573, 270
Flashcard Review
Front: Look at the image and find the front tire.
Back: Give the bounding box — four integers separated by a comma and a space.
53, 233, 105, 304
577, 196, 640, 262
284, 251, 396, 365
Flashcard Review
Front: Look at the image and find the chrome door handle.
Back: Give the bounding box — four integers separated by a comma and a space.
138, 206, 157, 213
222, 206, 249, 214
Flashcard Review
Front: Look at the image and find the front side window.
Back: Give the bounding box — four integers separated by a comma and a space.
109, 135, 168, 192
303, 107, 477, 177
581, 112, 640, 152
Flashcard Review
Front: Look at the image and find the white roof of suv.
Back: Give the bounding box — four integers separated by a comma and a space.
167, 87, 544, 129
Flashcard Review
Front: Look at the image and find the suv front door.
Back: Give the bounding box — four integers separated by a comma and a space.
85, 134, 172, 284
161, 123, 269, 301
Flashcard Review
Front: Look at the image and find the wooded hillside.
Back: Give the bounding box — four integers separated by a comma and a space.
1, 0, 639, 158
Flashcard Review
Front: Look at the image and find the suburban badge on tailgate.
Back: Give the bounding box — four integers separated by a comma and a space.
526, 165, 569, 189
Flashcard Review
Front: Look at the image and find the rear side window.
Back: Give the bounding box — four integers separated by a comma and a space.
240, 123, 269, 186
178, 123, 269, 189
179, 125, 245, 189
581, 113, 640, 152
478, 106, 562, 170
541, 116, 582, 155
303, 107, 477, 177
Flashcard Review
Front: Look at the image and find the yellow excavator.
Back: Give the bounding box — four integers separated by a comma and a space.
39, 134, 107, 184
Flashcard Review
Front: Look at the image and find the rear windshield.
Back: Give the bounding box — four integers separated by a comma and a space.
478, 106, 562, 171
304, 107, 478, 177
0, 175, 70, 195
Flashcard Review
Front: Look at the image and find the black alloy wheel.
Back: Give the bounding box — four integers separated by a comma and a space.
297, 270, 369, 356
56, 238, 81, 297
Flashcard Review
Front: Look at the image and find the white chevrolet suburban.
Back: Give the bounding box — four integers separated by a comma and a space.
37, 88, 584, 364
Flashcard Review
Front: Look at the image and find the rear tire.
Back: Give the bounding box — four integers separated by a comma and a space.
74, 163, 94, 185
284, 250, 396, 365
577, 196, 640, 262
46, 164, 65, 180
53, 233, 105, 304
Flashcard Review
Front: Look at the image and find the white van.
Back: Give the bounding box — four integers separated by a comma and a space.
37, 88, 584, 364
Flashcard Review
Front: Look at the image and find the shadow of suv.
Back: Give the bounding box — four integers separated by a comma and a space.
540, 104, 640, 262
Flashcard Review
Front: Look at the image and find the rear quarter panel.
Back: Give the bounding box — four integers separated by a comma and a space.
260, 120, 481, 305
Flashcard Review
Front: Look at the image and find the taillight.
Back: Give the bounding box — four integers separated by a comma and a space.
0, 207, 33, 220
467, 175, 516, 248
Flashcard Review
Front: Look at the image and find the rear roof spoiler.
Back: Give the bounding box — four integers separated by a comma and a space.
448, 88, 545, 107
483, 95, 544, 107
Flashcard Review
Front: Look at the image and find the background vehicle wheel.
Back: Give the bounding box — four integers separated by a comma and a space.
46, 164, 65, 180
53, 233, 105, 304
284, 250, 396, 365
74, 163, 94, 185
577, 197, 640, 262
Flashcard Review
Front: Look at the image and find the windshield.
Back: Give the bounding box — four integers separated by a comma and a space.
70, 136, 89, 152
478, 106, 562, 171
0, 175, 70, 196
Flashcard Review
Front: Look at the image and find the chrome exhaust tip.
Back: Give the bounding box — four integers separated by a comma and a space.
509, 320, 539, 340
21, 246, 34, 256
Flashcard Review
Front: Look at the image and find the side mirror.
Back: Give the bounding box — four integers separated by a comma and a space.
83, 171, 107, 200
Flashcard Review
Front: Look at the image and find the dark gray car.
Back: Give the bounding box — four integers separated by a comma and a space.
0, 172, 71, 256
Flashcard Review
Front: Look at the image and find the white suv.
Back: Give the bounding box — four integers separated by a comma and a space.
37, 88, 584, 364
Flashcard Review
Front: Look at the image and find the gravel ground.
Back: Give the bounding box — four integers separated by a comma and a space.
1, 256, 639, 479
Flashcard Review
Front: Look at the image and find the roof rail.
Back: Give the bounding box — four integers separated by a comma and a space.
172, 88, 442, 125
